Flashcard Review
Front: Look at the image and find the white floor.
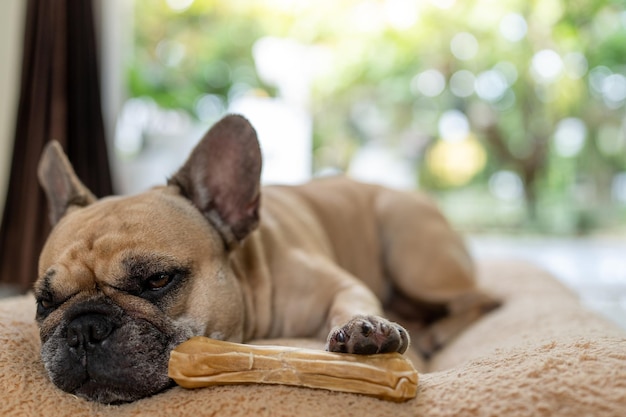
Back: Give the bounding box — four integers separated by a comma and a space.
468, 235, 626, 330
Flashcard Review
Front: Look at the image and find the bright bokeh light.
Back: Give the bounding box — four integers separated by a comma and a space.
475, 70, 508, 102
450, 32, 479, 61
349, 144, 416, 190
230, 96, 312, 185
589, 67, 626, 108
489, 170, 524, 201
602, 74, 626, 108
438, 109, 470, 142
531, 49, 563, 83
385, 0, 419, 30
429, 0, 456, 10
450, 70, 475, 97
412, 69, 446, 97
195, 94, 225, 122
499, 13, 528, 42
165, 0, 194, 12
553, 117, 587, 158
351, 2, 387, 33
426, 135, 486, 186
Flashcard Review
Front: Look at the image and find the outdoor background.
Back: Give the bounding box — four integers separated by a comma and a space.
116, 0, 626, 237
0, 0, 622, 326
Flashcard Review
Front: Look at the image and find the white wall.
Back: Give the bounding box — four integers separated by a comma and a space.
97, 0, 133, 193
0, 0, 26, 220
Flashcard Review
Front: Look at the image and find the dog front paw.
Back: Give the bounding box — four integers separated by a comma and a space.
326, 315, 410, 355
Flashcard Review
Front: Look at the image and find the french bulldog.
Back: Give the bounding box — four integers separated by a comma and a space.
34, 115, 497, 403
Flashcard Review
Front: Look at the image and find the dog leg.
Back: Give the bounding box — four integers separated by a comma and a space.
375, 188, 500, 358
320, 271, 410, 355
273, 250, 410, 355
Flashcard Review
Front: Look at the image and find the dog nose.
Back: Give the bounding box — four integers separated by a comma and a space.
66, 314, 116, 348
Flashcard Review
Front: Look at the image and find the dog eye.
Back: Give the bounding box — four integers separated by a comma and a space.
146, 274, 173, 290
36, 298, 57, 317
138, 269, 187, 300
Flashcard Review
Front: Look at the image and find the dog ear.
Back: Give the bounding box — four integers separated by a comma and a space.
38, 141, 97, 226
169, 115, 262, 249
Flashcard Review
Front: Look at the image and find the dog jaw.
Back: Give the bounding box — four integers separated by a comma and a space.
39, 295, 195, 403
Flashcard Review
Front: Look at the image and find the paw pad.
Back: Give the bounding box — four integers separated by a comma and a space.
326, 315, 410, 355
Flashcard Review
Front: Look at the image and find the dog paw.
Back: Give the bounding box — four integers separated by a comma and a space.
326, 315, 410, 355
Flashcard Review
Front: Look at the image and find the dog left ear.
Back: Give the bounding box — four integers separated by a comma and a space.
169, 115, 262, 249
38, 141, 97, 226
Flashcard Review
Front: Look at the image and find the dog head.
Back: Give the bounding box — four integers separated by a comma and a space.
34, 115, 262, 403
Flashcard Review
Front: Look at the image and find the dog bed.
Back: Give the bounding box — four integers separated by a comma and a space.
0, 259, 624, 417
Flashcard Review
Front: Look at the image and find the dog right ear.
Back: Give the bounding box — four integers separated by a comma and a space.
169, 115, 262, 250
38, 141, 97, 226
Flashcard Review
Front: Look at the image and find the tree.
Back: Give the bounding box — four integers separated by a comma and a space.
128, 0, 626, 233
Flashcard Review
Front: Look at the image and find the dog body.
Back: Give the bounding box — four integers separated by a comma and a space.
35, 116, 493, 403
234, 178, 476, 342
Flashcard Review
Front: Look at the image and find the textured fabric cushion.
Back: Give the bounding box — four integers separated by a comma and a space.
1, 259, 624, 417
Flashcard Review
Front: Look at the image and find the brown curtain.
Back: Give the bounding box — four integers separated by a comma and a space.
0, 0, 113, 292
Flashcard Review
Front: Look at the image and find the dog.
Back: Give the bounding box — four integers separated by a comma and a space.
34, 115, 498, 403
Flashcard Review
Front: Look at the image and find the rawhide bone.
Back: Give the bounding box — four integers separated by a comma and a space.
168, 336, 418, 401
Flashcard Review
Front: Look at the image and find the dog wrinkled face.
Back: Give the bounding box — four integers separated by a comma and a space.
35, 115, 260, 403
34, 189, 244, 403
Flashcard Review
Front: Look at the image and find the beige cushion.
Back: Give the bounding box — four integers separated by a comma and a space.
0, 259, 624, 416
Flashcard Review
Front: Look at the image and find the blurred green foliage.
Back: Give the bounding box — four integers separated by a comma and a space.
128, 0, 626, 235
